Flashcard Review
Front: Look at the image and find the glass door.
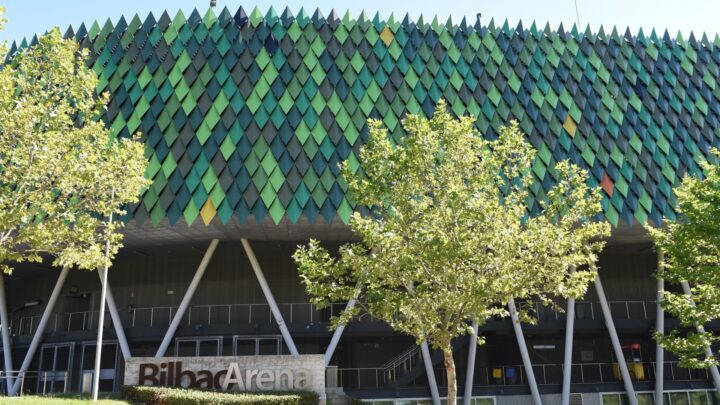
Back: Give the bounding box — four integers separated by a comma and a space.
78, 341, 119, 393
232, 335, 282, 355
174, 336, 223, 356
37, 343, 74, 394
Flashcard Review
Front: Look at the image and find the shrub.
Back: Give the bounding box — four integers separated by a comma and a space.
121, 385, 320, 405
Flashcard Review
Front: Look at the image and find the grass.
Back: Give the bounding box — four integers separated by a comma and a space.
0, 393, 130, 404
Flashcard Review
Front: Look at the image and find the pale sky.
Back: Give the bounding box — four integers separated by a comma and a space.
1, 0, 719, 43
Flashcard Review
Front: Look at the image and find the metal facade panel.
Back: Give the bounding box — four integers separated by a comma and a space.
11, 7, 720, 227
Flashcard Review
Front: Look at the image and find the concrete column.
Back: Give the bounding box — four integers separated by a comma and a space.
96, 268, 131, 360
241, 238, 298, 356
11, 266, 70, 395
680, 281, 720, 392
420, 341, 441, 405
463, 322, 479, 405
156, 239, 219, 357
324, 299, 356, 366
595, 275, 637, 405
509, 299, 542, 405
655, 252, 664, 405
0, 273, 15, 395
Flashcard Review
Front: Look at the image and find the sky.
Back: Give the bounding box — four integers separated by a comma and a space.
0, 0, 719, 43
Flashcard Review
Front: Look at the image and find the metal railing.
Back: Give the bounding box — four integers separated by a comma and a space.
10, 302, 378, 336
10, 299, 658, 337
511, 300, 654, 322
338, 361, 711, 390
381, 345, 423, 382
11, 311, 115, 336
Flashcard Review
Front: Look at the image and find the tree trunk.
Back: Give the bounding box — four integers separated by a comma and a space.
444, 346, 457, 405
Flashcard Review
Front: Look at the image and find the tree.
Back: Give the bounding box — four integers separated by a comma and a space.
293, 102, 610, 405
0, 26, 150, 275
648, 149, 720, 368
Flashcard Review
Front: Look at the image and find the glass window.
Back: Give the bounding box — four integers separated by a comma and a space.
689, 391, 710, 405
670, 392, 690, 405
637, 393, 653, 405
602, 394, 621, 405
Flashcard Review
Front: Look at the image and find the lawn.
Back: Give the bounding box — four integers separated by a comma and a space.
0, 394, 129, 404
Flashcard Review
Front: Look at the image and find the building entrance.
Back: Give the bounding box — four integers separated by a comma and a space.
37, 343, 74, 394
79, 341, 119, 393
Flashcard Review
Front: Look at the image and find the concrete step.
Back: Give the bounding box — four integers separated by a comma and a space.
327, 387, 352, 405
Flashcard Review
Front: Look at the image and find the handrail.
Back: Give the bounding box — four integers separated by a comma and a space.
381, 345, 422, 370
337, 361, 712, 390
9, 299, 660, 336
9, 302, 379, 336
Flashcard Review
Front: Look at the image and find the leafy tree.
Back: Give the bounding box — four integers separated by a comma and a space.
293, 102, 610, 405
648, 149, 720, 368
0, 27, 150, 274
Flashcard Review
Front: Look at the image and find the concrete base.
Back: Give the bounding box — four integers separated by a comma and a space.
327, 387, 352, 405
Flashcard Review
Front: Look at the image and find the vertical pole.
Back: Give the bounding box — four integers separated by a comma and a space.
324, 299, 356, 366
156, 239, 219, 358
595, 274, 637, 405
561, 267, 577, 405
420, 341, 441, 405
680, 281, 720, 392
95, 269, 131, 360
11, 266, 70, 395
92, 208, 115, 401
508, 299, 542, 405
655, 252, 664, 405
0, 273, 15, 395
241, 239, 298, 356
463, 321, 479, 405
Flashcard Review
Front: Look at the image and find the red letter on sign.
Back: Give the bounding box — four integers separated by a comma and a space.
139, 363, 159, 386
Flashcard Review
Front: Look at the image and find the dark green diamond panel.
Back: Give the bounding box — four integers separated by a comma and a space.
13, 6, 719, 226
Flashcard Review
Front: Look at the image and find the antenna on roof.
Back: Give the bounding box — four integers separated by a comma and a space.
573, 0, 581, 27
210, 0, 217, 7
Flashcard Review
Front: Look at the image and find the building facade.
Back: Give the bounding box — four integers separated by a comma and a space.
3, 5, 720, 405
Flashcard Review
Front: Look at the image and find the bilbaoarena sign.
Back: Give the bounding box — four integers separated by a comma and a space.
124, 355, 325, 397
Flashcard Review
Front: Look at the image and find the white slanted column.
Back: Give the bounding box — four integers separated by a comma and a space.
156, 239, 219, 357
561, 267, 576, 405
420, 341, 441, 405
508, 299, 542, 405
96, 268, 131, 360
463, 321, 479, 405
680, 281, 720, 392
92, 230, 113, 401
12, 266, 70, 395
595, 274, 637, 405
655, 252, 664, 405
0, 273, 15, 395
324, 298, 356, 366
241, 238, 299, 356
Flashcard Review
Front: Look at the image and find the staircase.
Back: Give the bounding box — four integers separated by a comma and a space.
381, 345, 423, 384
382, 339, 468, 388
326, 387, 352, 405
